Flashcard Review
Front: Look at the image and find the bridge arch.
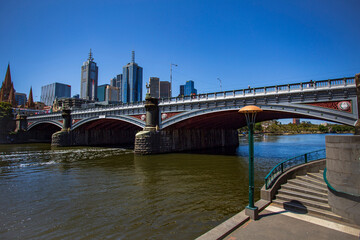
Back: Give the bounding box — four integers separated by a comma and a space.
72, 115, 145, 130
161, 103, 358, 129
27, 120, 62, 142
71, 115, 144, 146
27, 120, 63, 130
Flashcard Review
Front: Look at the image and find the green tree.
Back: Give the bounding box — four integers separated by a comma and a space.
318, 125, 328, 133
0, 102, 14, 136
254, 122, 262, 132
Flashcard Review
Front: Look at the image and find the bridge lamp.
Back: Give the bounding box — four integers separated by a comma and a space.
238, 105, 263, 220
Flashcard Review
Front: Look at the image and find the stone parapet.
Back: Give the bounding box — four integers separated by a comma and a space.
326, 135, 360, 226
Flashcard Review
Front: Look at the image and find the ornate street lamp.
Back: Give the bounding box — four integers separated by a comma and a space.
239, 105, 263, 220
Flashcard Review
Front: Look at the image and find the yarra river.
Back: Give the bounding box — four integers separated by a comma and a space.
0, 134, 331, 239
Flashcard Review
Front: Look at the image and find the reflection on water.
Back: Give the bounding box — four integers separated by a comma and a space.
0, 134, 330, 239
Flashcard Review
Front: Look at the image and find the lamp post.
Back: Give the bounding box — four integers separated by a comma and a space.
238, 105, 263, 220
170, 63, 178, 97
217, 78, 222, 92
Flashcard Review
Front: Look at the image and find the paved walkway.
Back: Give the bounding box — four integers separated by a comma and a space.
223, 204, 359, 240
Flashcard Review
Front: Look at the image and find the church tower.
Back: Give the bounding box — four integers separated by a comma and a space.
0, 64, 16, 107
26, 87, 35, 109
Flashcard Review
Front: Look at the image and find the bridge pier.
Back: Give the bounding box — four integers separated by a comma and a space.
51, 109, 72, 147
134, 94, 239, 155
15, 114, 27, 133
134, 94, 165, 154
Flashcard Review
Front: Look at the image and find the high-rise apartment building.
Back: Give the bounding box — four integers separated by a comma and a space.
180, 80, 197, 96
160, 81, 171, 98
149, 77, 160, 98
81, 49, 98, 101
40, 82, 71, 106
122, 51, 143, 103
15, 92, 27, 107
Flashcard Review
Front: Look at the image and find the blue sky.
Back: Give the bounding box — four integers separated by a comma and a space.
1, 0, 359, 113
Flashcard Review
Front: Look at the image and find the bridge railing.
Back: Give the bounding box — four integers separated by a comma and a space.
264, 149, 326, 190
159, 76, 355, 104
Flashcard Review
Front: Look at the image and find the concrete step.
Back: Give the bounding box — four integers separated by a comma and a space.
277, 188, 328, 204
306, 172, 324, 182
281, 183, 328, 198
287, 179, 328, 193
296, 175, 327, 188
275, 193, 331, 211
288, 179, 327, 193
272, 199, 348, 223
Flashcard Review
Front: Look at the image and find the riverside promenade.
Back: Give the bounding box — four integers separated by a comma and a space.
197, 136, 360, 240
197, 200, 360, 240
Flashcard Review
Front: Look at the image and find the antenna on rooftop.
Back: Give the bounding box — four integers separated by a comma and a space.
131, 51, 135, 63
88, 49, 94, 61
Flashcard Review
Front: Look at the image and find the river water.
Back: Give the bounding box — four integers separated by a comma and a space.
0, 134, 329, 239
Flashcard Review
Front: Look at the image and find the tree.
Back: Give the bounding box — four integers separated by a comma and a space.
0, 102, 14, 135
0, 102, 13, 121
254, 122, 262, 132
318, 125, 328, 133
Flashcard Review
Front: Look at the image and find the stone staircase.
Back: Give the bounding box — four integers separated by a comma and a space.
272, 170, 349, 223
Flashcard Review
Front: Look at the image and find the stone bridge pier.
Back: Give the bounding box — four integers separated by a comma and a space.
134, 93, 239, 155
51, 109, 72, 147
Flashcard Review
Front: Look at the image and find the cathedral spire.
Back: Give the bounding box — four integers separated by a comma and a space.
26, 87, 35, 109
0, 63, 15, 104
9, 87, 15, 107
4, 64, 11, 87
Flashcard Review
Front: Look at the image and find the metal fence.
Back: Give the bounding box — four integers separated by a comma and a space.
264, 149, 326, 189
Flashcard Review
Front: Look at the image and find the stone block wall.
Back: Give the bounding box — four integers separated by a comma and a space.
326, 135, 360, 225
134, 128, 239, 154
71, 128, 138, 146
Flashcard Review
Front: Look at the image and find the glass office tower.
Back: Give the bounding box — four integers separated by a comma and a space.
41, 82, 71, 106
122, 51, 143, 103
180, 80, 197, 96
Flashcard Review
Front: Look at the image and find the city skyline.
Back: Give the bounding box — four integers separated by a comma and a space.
1, 1, 360, 102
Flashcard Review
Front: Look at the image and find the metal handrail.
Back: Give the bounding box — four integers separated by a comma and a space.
323, 168, 360, 198
265, 149, 326, 189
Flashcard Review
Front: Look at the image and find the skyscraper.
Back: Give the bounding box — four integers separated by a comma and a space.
15, 92, 27, 107
181, 80, 197, 96
179, 85, 185, 97
81, 49, 98, 101
98, 84, 120, 102
149, 77, 160, 98
111, 74, 122, 101
159, 81, 171, 98
41, 82, 71, 106
111, 74, 122, 88
122, 51, 143, 103
97, 84, 109, 102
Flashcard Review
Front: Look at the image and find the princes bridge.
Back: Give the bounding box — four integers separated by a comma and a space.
22, 75, 360, 153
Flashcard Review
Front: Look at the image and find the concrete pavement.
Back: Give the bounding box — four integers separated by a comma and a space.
205, 204, 360, 240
